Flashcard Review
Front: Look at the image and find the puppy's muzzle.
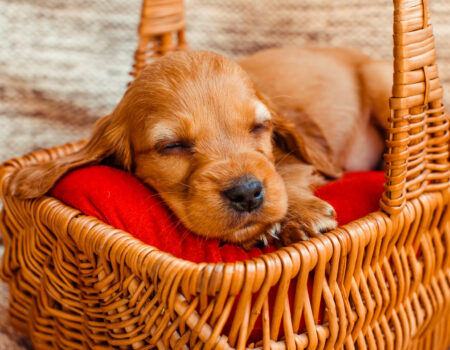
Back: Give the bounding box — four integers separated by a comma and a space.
222, 177, 264, 213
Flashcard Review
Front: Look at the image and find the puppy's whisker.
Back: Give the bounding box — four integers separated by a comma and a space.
179, 183, 193, 189
274, 151, 295, 166
269, 94, 296, 101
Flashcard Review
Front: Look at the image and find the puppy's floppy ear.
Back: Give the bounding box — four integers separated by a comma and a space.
254, 90, 341, 178
271, 108, 342, 178
260, 96, 342, 179
9, 112, 133, 199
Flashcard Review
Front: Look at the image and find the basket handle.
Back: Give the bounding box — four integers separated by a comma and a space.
130, 0, 187, 78
381, 0, 449, 214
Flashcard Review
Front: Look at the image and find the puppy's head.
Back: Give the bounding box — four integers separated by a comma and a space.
9, 51, 336, 245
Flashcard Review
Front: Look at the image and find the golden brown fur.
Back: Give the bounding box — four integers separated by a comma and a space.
9, 48, 392, 247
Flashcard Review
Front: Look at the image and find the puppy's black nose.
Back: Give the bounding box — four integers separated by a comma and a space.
223, 177, 264, 212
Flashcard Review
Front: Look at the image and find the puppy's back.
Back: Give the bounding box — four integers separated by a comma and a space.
239, 47, 391, 171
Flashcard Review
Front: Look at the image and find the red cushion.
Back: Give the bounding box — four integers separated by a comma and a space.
50, 165, 385, 263
314, 171, 385, 227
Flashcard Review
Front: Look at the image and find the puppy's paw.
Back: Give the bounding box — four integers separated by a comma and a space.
280, 197, 337, 245
239, 223, 281, 251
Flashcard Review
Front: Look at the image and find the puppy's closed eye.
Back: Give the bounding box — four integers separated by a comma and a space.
250, 120, 272, 134
157, 140, 194, 155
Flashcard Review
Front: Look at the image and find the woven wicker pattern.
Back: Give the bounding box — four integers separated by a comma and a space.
380, 0, 450, 214
1, 0, 450, 349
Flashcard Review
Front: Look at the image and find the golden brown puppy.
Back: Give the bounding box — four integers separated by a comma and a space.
9, 47, 392, 248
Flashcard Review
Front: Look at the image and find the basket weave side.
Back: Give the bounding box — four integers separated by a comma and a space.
1, 144, 450, 349
382, 0, 449, 214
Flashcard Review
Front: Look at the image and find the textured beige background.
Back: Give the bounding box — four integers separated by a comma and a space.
0, 0, 449, 162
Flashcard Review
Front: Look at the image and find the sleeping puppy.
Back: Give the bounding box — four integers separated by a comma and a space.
9, 47, 392, 248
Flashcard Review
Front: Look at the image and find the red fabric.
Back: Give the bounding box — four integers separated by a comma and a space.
314, 171, 385, 226
49, 165, 385, 339
50, 166, 385, 263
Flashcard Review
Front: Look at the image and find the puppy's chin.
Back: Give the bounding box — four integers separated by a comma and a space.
222, 221, 265, 242
178, 210, 282, 242
180, 195, 288, 246
223, 221, 282, 249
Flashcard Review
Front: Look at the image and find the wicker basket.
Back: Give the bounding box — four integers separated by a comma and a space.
1, 0, 450, 349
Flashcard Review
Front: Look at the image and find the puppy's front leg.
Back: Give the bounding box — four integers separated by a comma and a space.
276, 156, 337, 246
